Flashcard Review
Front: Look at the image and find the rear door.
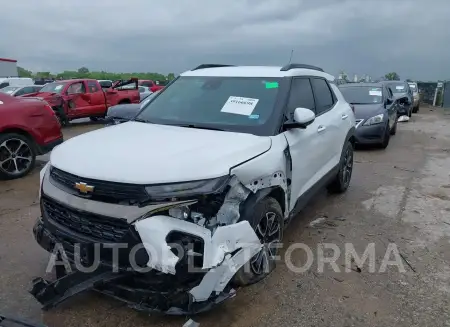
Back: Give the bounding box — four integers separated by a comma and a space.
283, 77, 323, 210
87, 80, 107, 114
310, 78, 341, 171
384, 86, 397, 128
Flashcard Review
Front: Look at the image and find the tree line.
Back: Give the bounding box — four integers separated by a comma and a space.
17, 66, 175, 81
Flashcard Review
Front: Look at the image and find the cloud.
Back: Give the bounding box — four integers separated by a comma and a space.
1, 0, 449, 80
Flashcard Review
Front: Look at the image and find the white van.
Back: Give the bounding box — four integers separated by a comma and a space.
0, 77, 34, 89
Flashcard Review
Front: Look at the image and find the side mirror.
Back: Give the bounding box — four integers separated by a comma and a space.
385, 98, 393, 106
284, 108, 316, 129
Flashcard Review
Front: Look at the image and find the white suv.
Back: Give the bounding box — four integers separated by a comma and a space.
31, 64, 356, 314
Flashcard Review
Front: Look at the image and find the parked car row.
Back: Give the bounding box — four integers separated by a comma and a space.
338, 81, 415, 149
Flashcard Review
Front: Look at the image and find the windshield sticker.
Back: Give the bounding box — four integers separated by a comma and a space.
369, 90, 382, 96
265, 82, 279, 89
396, 85, 405, 90
248, 114, 260, 119
55, 85, 63, 90
221, 96, 259, 116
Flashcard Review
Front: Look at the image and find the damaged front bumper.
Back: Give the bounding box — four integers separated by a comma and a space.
31, 211, 261, 315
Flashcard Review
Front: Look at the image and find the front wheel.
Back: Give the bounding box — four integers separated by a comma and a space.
327, 141, 353, 193
380, 124, 390, 149
233, 197, 284, 287
0, 133, 36, 180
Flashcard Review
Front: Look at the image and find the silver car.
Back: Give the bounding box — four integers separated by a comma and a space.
138, 86, 153, 101
0, 85, 42, 97
408, 82, 420, 113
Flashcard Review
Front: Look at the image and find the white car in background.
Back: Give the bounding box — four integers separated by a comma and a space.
0, 85, 42, 97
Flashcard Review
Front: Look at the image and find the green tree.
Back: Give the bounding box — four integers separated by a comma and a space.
17, 66, 33, 78
78, 67, 89, 74
385, 72, 400, 81
167, 73, 175, 80
35, 72, 52, 78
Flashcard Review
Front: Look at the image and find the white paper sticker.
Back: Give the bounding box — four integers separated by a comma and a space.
221, 96, 259, 116
55, 85, 63, 90
369, 90, 382, 96
396, 85, 405, 90
0, 101, 3, 105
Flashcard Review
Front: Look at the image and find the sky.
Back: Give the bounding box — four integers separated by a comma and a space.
1, 0, 449, 80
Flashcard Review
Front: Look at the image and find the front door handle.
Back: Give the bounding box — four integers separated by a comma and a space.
317, 125, 326, 133
341, 114, 348, 120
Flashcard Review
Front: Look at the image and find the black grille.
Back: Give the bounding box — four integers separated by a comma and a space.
42, 196, 130, 242
50, 167, 149, 204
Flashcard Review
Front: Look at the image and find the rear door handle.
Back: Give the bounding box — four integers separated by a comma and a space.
317, 125, 326, 132
341, 114, 348, 120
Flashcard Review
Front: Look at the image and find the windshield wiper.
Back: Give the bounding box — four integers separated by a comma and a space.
176, 124, 225, 131
133, 118, 154, 123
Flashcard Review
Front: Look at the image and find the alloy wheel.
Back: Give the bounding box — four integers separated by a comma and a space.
250, 211, 282, 275
0, 138, 33, 175
341, 146, 353, 187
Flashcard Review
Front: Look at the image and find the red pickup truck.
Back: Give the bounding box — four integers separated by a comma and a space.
22, 78, 139, 124
138, 80, 167, 92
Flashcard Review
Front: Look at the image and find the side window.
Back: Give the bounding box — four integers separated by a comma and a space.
311, 78, 334, 115
0, 82, 9, 89
287, 78, 315, 117
22, 87, 36, 95
14, 88, 25, 96
87, 81, 99, 93
386, 87, 393, 98
67, 82, 86, 94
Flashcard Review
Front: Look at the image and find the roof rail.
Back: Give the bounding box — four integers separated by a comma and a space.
280, 63, 324, 72
192, 64, 235, 71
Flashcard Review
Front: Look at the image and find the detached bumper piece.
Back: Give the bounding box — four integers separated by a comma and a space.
29, 268, 124, 311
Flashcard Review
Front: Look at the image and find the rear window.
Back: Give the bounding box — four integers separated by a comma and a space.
387, 83, 407, 94
408, 84, 417, 92
155, 80, 167, 86
340, 86, 383, 104
0, 86, 19, 94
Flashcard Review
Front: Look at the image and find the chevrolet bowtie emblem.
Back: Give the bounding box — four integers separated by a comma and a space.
74, 182, 94, 194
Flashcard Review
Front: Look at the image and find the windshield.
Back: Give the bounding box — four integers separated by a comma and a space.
340, 86, 383, 104
387, 82, 407, 94
136, 76, 281, 133
39, 82, 67, 94
0, 86, 20, 94
408, 84, 418, 92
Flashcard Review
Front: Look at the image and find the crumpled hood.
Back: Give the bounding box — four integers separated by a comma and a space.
50, 122, 272, 184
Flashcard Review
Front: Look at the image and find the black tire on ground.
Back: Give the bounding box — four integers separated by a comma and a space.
380, 123, 390, 149
412, 105, 419, 113
408, 108, 412, 117
390, 118, 397, 135
233, 196, 284, 287
327, 140, 354, 194
0, 133, 36, 180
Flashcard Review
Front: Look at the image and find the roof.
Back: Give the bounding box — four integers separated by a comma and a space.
339, 83, 383, 88
0, 58, 17, 63
181, 65, 335, 81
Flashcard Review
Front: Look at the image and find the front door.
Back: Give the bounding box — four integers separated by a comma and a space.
64, 81, 91, 118
282, 77, 325, 211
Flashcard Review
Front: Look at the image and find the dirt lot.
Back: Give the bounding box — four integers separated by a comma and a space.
1, 107, 450, 327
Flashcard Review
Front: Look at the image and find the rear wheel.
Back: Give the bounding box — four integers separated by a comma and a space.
0, 133, 36, 180
327, 141, 353, 193
233, 197, 284, 286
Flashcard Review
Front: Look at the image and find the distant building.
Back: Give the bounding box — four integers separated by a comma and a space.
0, 58, 18, 77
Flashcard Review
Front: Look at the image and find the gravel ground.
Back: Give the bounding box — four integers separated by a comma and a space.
1, 106, 449, 327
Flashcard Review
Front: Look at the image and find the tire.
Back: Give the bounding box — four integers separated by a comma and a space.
412, 105, 419, 113
390, 118, 397, 135
0, 133, 36, 180
327, 141, 354, 194
380, 123, 390, 149
408, 107, 412, 117
233, 196, 284, 287
90, 117, 99, 122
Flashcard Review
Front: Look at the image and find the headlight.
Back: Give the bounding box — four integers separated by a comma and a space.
39, 163, 50, 198
363, 113, 384, 126
145, 176, 230, 200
